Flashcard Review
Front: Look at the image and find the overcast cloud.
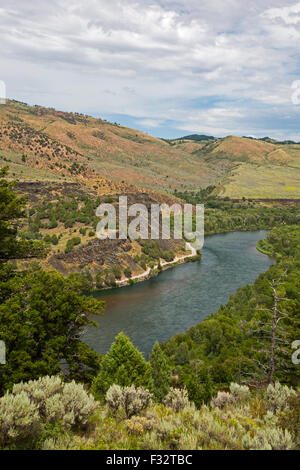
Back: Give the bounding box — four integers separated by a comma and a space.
0, 0, 299, 139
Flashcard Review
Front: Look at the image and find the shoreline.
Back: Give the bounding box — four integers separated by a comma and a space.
94, 228, 272, 293
94, 242, 200, 292
115, 242, 199, 288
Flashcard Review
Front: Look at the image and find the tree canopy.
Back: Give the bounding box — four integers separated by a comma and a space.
0, 167, 105, 393
92, 332, 153, 401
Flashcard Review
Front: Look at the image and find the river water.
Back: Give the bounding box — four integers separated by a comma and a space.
83, 230, 274, 357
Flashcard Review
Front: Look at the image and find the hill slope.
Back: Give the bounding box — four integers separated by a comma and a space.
0, 100, 225, 193
1, 100, 300, 198
171, 135, 300, 198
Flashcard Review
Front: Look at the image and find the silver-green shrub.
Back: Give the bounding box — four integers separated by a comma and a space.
60, 381, 98, 427
211, 383, 250, 409
12, 376, 98, 428
106, 384, 153, 418
0, 392, 41, 447
164, 387, 190, 412
229, 383, 250, 401
211, 391, 235, 409
0, 375, 99, 448
265, 382, 296, 413
242, 427, 293, 450
13, 375, 64, 419
105, 384, 124, 414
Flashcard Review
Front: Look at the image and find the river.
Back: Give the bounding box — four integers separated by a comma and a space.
83, 230, 274, 357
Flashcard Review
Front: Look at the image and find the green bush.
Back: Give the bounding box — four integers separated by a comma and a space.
95, 271, 105, 289
124, 267, 132, 278
104, 271, 116, 287
65, 236, 81, 253
112, 265, 122, 280
91, 333, 153, 401
51, 234, 58, 245
150, 342, 171, 402
162, 250, 174, 262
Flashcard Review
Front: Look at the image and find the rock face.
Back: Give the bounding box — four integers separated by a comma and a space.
15, 179, 186, 278
17, 181, 97, 203
50, 238, 132, 267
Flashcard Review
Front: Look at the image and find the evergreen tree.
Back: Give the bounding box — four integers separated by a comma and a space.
91, 332, 153, 401
0, 169, 104, 393
184, 368, 214, 407
0, 166, 46, 261
175, 342, 190, 365
150, 342, 172, 402
0, 266, 104, 393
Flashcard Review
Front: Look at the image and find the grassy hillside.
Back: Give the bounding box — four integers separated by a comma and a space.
0, 100, 221, 193
219, 163, 300, 199
172, 136, 300, 199
1, 100, 300, 198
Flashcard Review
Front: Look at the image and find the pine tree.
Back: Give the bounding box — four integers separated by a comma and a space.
150, 342, 172, 402
91, 332, 153, 401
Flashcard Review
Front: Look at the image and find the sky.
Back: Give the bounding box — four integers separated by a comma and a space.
0, 0, 300, 139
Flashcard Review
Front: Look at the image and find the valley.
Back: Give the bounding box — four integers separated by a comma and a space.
1, 100, 300, 451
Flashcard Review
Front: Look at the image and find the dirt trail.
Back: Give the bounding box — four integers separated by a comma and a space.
116, 242, 197, 286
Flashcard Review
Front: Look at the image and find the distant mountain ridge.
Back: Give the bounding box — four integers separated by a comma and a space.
175, 133, 300, 145
172, 134, 216, 142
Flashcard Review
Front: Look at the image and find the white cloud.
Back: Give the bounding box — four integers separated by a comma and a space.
0, 0, 299, 137
136, 118, 164, 128
262, 2, 300, 24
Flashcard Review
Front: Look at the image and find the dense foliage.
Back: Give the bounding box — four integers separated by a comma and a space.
149, 342, 172, 402
0, 168, 104, 394
1, 376, 299, 450
0, 167, 46, 260
24, 194, 100, 239
1, 166, 300, 451
176, 187, 300, 234
204, 204, 300, 235
0, 266, 104, 393
162, 225, 300, 399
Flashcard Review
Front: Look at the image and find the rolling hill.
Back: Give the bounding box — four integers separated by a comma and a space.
1, 99, 300, 199
0, 100, 224, 194
170, 135, 300, 198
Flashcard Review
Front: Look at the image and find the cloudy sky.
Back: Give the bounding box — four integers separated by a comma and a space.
1, 0, 300, 139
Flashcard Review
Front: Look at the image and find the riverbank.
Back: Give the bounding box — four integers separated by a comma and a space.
94, 227, 271, 293
161, 225, 300, 393
115, 242, 199, 288
85, 230, 273, 356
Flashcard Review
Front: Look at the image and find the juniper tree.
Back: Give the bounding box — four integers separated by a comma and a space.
149, 342, 171, 402
91, 333, 153, 401
0, 266, 104, 393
